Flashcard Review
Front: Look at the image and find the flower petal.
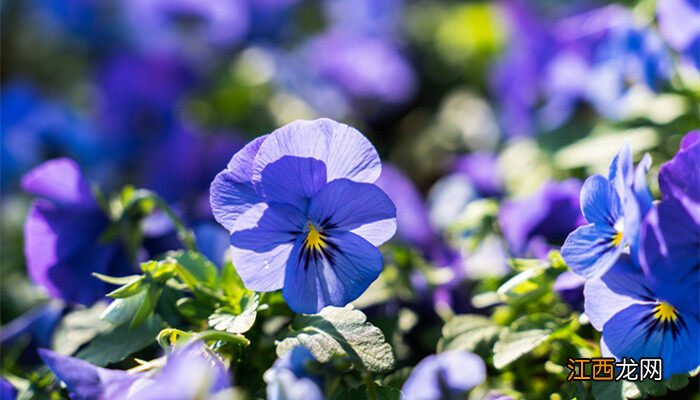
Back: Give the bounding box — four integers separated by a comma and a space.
210, 136, 268, 232
402, 351, 486, 400
584, 256, 653, 330
561, 223, 623, 278
256, 156, 328, 210
229, 203, 306, 292
602, 304, 700, 378
283, 231, 383, 313
580, 175, 622, 226
252, 118, 381, 186
308, 179, 396, 247
21, 158, 95, 207
608, 141, 633, 196
658, 132, 700, 223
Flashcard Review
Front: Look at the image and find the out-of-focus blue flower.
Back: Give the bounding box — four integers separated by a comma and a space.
561, 144, 652, 278
0, 302, 64, 365
95, 54, 195, 163
264, 347, 323, 400
322, 0, 403, 37
553, 270, 586, 311
39, 340, 231, 399
493, 2, 671, 135
29, 0, 115, 43
122, 0, 249, 55
22, 158, 132, 305
210, 119, 396, 313
500, 179, 584, 258
402, 350, 486, 400
657, 0, 700, 68
451, 152, 504, 198
0, 377, 17, 400
1, 82, 100, 191
248, 0, 302, 40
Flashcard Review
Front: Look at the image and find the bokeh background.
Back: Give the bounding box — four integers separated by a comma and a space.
1, 0, 699, 385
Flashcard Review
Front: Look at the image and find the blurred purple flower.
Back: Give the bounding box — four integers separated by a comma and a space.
402, 350, 486, 400
322, 0, 404, 37
657, 131, 700, 221
499, 179, 584, 258
0, 302, 64, 365
0, 378, 17, 400
451, 151, 504, 198
22, 158, 132, 305
657, 0, 700, 68
1, 81, 100, 191
264, 347, 323, 400
553, 270, 586, 311
210, 119, 396, 313
122, 0, 249, 54
39, 340, 231, 399
95, 54, 196, 163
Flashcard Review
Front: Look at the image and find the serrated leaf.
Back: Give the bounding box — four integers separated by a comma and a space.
76, 317, 163, 366
493, 314, 559, 369
437, 314, 503, 356
335, 383, 402, 400
52, 303, 112, 355
208, 294, 259, 334
277, 305, 395, 373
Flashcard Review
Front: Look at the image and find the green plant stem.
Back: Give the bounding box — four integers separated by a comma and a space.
364, 374, 378, 400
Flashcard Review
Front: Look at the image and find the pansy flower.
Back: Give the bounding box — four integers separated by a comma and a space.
584, 134, 700, 377
39, 340, 231, 399
264, 346, 323, 400
210, 119, 396, 313
402, 350, 486, 400
23, 158, 133, 305
561, 143, 652, 278
657, 0, 700, 68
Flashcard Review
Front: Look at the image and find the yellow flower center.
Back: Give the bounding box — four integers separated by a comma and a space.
612, 231, 624, 247
304, 223, 326, 252
653, 302, 678, 323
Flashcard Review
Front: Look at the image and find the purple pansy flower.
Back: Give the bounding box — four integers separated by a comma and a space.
500, 179, 584, 258
657, 0, 700, 68
402, 350, 486, 400
39, 340, 231, 399
22, 158, 132, 305
0, 378, 17, 400
451, 152, 504, 198
264, 346, 323, 400
553, 270, 586, 311
561, 143, 652, 278
0, 302, 64, 365
657, 131, 700, 222
210, 119, 396, 313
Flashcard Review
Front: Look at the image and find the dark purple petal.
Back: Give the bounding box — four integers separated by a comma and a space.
0, 377, 16, 400
229, 203, 305, 292
256, 156, 328, 211
553, 271, 586, 311
658, 131, 700, 223
308, 179, 396, 247
283, 231, 383, 313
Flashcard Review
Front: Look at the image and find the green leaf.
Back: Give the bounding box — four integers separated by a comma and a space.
277, 305, 395, 373
76, 317, 163, 366
208, 294, 259, 334
92, 273, 142, 286
131, 284, 163, 329
101, 290, 148, 326
170, 250, 219, 290
107, 275, 148, 299
437, 314, 504, 356
221, 262, 250, 303
497, 262, 550, 303
493, 313, 559, 369
52, 303, 113, 355
335, 383, 402, 400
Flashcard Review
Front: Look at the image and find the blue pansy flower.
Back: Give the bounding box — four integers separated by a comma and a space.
584, 135, 700, 378
210, 119, 396, 314
561, 143, 652, 278
39, 340, 231, 399
22, 158, 132, 305
402, 350, 486, 400
264, 346, 323, 400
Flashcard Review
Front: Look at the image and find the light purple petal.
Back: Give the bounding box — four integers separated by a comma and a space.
229, 203, 306, 292
583, 257, 651, 331
21, 158, 95, 207
283, 231, 383, 314
308, 179, 396, 247
252, 118, 381, 186
561, 223, 623, 278
580, 175, 622, 226
402, 351, 486, 400
210, 136, 267, 232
